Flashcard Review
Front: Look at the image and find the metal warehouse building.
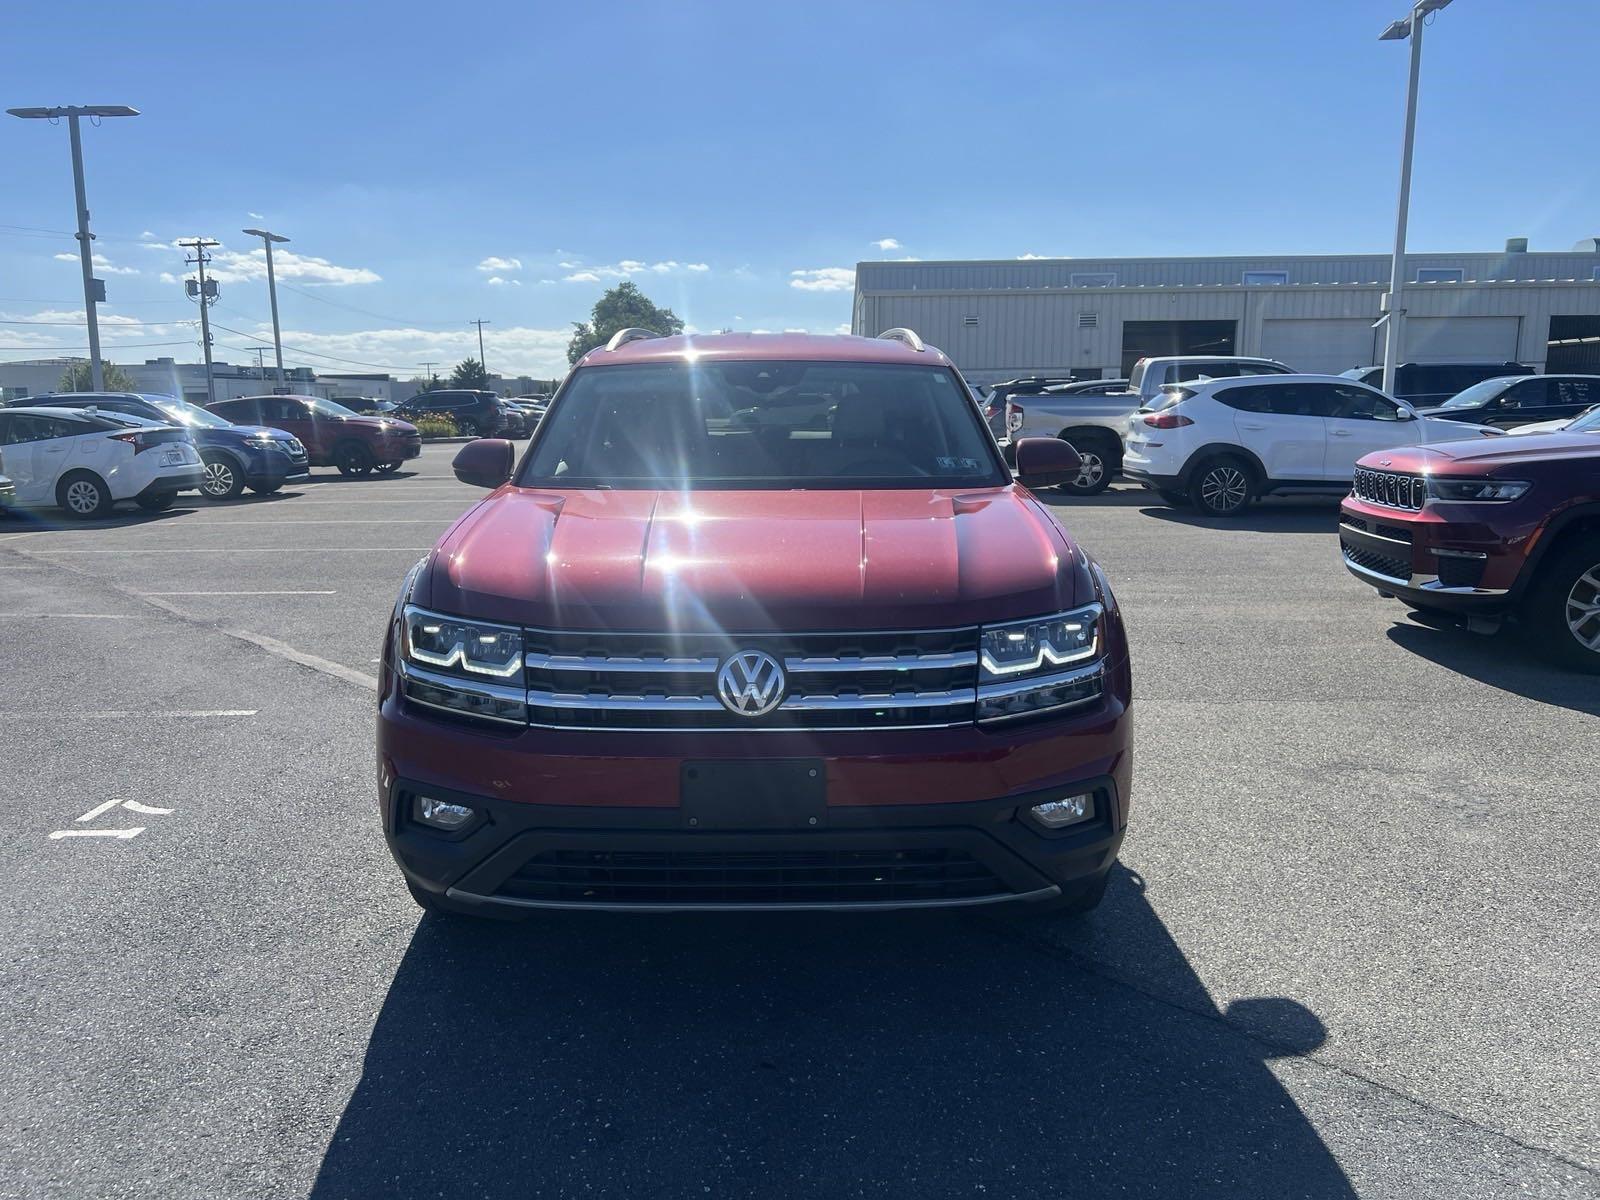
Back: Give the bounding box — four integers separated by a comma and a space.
851, 241, 1600, 385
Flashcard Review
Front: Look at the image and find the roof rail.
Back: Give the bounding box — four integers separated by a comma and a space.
876, 327, 925, 352
605, 327, 662, 352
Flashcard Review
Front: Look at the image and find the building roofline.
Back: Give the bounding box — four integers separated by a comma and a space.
857, 249, 1599, 270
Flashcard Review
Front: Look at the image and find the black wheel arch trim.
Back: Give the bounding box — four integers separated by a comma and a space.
1514, 502, 1600, 602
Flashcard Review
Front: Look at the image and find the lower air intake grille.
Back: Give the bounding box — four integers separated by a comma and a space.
498, 846, 1010, 905
1342, 540, 1411, 583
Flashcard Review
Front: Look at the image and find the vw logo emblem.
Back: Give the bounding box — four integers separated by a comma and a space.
716, 650, 786, 717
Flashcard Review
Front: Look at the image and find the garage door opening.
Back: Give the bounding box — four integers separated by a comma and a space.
1547, 315, 1600, 373
1121, 321, 1236, 375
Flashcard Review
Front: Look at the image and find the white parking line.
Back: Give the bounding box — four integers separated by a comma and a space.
139, 590, 338, 597
0, 612, 148, 619
1, 709, 259, 718
50, 828, 143, 840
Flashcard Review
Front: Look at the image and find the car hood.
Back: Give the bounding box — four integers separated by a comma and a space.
421, 487, 1090, 632
1360, 431, 1600, 473
344, 415, 417, 434
203, 423, 299, 445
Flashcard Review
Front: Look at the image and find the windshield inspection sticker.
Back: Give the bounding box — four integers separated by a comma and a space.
50, 798, 174, 841
936, 457, 981, 472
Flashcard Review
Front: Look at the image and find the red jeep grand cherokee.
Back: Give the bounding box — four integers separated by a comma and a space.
1339, 416, 1600, 671
378, 330, 1132, 916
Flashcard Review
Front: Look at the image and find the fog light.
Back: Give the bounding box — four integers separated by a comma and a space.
414, 794, 476, 831
1029, 792, 1095, 829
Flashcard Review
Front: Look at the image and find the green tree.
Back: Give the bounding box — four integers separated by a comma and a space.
449, 358, 490, 389
59, 360, 138, 392
567, 281, 684, 365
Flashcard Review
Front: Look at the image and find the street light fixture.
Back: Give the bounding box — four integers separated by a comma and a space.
1377, 0, 1453, 397
7, 104, 141, 391
242, 227, 290, 389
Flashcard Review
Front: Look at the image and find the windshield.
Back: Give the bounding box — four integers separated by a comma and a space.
308, 398, 360, 418
149, 397, 232, 429
1440, 378, 1512, 409
1567, 406, 1600, 433
521, 360, 1005, 489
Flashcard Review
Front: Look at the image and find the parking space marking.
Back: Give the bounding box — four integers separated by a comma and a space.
49, 828, 144, 840
50, 798, 176, 841
0, 710, 259, 718
139, 590, 338, 597
0, 612, 150, 619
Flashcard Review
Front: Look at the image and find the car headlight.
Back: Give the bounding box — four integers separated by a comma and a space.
1426, 478, 1530, 502
977, 604, 1104, 723
243, 434, 276, 448
399, 604, 526, 724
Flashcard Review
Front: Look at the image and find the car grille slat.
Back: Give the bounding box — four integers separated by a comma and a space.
1341, 541, 1411, 583
521, 628, 981, 730
497, 846, 1012, 905
1352, 466, 1425, 511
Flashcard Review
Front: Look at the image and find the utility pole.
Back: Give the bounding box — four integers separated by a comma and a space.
179, 238, 221, 405
470, 319, 491, 379
1377, 0, 1452, 396
7, 105, 140, 391
242, 227, 289, 390
419, 362, 439, 391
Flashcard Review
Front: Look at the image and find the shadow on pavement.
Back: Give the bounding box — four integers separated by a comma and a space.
1386, 620, 1600, 717
311, 867, 1351, 1198
298, 470, 422, 486
1137, 499, 1341, 535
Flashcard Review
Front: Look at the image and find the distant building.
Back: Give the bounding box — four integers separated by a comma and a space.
853, 240, 1600, 383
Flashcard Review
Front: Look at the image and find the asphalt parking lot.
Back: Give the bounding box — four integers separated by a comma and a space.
1, 445, 1595, 1199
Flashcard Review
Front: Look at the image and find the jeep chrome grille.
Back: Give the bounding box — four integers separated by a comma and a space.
1352, 467, 1425, 511
521, 628, 980, 730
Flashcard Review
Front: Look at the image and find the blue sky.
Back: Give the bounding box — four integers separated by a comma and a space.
3, 0, 1594, 378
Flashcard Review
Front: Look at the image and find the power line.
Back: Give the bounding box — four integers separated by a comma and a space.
0, 317, 197, 327
207, 319, 423, 373
0, 339, 198, 351
275, 280, 448, 329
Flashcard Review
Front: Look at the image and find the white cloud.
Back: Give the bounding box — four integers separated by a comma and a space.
139, 230, 157, 240
248, 212, 265, 220
1017, 253, 1066, 260
202, 246, 380, 286
159, 272, 180, 285
834, 323, 852, 335
558, 260, 580, 269
557, 259, 710, 282
685, 263, 709, 272
789, 267, 855, 293
872, 238, 901, 251
477, 256, 523, 273
486, 276, 521, 287
253, 322, 572, 377
563, 271, 601, 284
54, 251, 139, 276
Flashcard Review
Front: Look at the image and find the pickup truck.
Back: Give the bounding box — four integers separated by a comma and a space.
1003, 379, 1134, 495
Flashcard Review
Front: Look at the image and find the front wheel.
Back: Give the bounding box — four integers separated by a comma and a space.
1056, 439, 1115, 497
334, 442, 374, 476
456, 419, 480, 438
1524, 539, 1600, 673
1189, 457, 1255, 517
375, 461, 402, 474
200, 452, 245, 500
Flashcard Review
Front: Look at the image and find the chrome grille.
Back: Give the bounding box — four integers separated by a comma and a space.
1352, 466, 1425, 511
521, 628, 980, 730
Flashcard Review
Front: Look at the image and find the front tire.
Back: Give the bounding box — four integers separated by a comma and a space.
334, 442, 374, 476
57, 472, 112, 519
1524, 539, 1600, 673
457, 419, 480, 438
376, 461, 402, 474
1189, 456, 1255, 517
200, 452, 245, 500
1056, 435, 1116, 497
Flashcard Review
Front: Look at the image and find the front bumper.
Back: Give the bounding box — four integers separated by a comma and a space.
1338, 497, 1523, 611
241, 447, 310, 487
378, 666, 1132, 914
0, 475, 15, 510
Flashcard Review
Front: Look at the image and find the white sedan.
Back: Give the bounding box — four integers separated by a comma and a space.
0, 406, 204, 517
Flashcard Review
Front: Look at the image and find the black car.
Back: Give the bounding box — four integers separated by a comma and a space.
1339, 361, 1534, 409
1414, 374, 1600, 429
393, 389, 504, 437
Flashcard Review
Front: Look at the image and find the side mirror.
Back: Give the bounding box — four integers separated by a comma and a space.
1014, 436, 1083, 489
1396, 407, 1417, 420
452, 438, 515, 489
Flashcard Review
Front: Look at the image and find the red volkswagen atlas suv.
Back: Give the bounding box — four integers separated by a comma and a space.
1339, 415, 1600, 672
378, 329, 1133, 916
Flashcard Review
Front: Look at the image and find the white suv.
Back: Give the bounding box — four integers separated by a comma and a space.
0, 406, 203, 517
1120, 375, 1498, 517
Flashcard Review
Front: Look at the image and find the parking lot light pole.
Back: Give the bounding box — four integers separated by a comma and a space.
242, 228, 289, 390
6, 105, 140, 392
1378, 0, 1452, 397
